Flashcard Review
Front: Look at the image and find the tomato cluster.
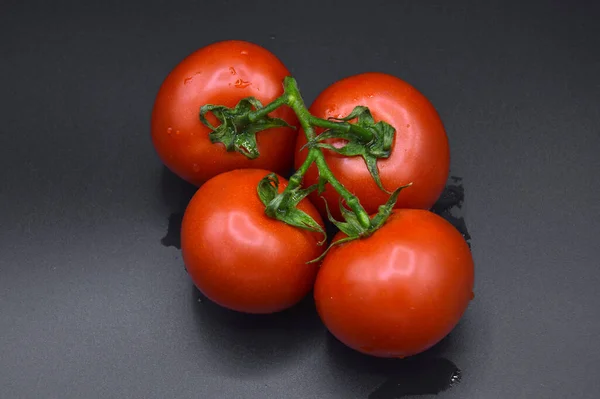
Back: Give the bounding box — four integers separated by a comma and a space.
151, 40, 474, 358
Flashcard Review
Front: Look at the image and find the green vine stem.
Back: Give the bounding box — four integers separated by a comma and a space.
281, 77, 372, 229
200, 76, 411, 260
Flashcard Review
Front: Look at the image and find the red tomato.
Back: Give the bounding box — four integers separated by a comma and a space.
152, 40, 298, 186
181, 169, 324, 314
295, 72, 450, 220
314, 209, 474, 358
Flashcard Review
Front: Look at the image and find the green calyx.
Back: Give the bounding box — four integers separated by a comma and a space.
200, 97, 294, 159
307, 106, 395, 193
257, 173, 326, 244
308, 182, 412, 263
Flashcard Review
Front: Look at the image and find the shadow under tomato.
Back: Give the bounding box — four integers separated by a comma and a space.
324, 321, 467, 399
189, 284, 325, 377
159, 165, 324, 376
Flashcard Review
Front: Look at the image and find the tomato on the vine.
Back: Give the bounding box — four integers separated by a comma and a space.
314, 209, 474, 358
181, 169, 325, 314
295, 72, 450, 220
152, 40, 299, 186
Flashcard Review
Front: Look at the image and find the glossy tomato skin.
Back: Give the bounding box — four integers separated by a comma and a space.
295, 72, 450, 220
181, 169, 324, 314
152, 41, 298, 186
314, 209, 474, 358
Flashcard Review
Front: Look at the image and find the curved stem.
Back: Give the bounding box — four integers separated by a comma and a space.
283, 77, 371, 229
313, 155, 371, 228
287, 149, 316, 190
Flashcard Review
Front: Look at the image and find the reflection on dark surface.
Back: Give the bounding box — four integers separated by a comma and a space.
160, 167, 197, 250
431, 176, 472, 247
161, 212, 184, 249
368, 358, 461, 399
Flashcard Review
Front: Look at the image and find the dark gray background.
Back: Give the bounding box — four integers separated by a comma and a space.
1, 0, 599, 398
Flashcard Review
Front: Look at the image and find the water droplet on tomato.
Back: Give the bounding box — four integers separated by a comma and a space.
234, 79, 251, 88
184, 77, 193, 85
240, 50, 248, 55
326, 105, 337, 115
193, 163, 200, 172
175, 130, 181, 135
229, 67, 236, 75
167, 127, 173, 135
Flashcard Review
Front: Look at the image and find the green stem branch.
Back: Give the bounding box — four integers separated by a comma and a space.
309, 116, 374, 142
287, 149, 316, 190
282, 77, 371, 229
247, 96, 288, 122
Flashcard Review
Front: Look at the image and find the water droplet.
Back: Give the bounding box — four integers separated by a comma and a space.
175, 130, 181, 135
167, 127, 173, 135
234, 79, 251, 88
229, 67, 236, 75
240, 50, 248, 55
193, 163, 200, 172
184, 77, 193, 84
450, 368, 462, 385
269, 34, 276, 39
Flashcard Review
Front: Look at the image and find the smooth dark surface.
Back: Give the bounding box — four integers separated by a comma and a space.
1, 1, 599, 398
